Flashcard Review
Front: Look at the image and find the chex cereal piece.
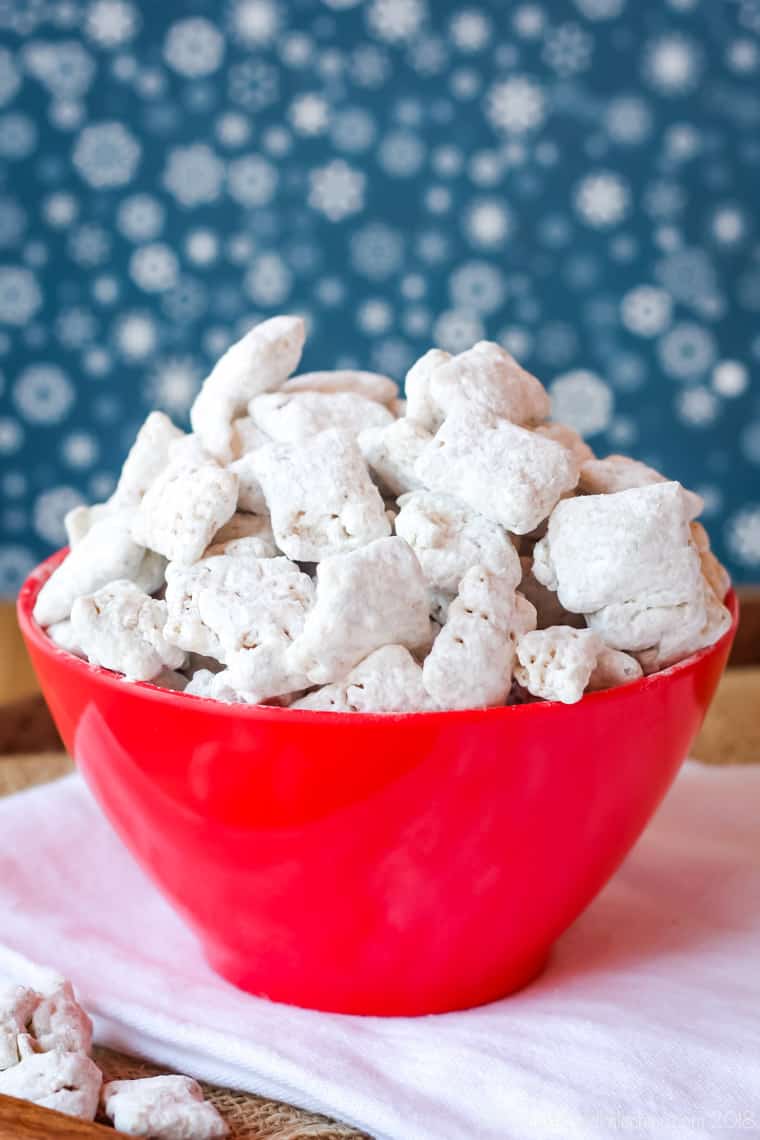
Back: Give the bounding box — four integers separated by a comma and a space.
587, 647, 643, 692
229, 415, 271, 461
190, 315, 305, 462
429, 341, 551, 426
131, 456, 238, 565
515, 627, 603, 704
532, 483, 702, 614
395, 490, 521, 593
635, 580, 732, 674
71, 580, 186, 681
579, 454, 703, 519
404, 348, 451, 431
112, 411, 185, 508
0, 984, 40, 1071
151, 668, 187, 691
280, 369, 398, 405
293, 645, 435, 713
0, 1048, 101, 1121
33, 512, 148, 627
534, 423, 594, 465
31, 981, 92, 1055
358, 418, 433, 498
415, 406, 579, 534
250, 428, 390, 561
228, 452, 268, 514
102, 1075, 228, 1140
47, 619, 85, 657
203, 512, 277, 559
519, 555, 585, 630
691, 521, 731, 601
248, 390, 394, 442
422, 566, 520, 710
64, 503, 111, 547
289, 537, 431, 684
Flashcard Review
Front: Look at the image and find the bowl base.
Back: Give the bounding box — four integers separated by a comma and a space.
203, 943, 551, 1017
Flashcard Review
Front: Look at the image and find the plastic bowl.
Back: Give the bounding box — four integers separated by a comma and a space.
18, 549, 738, 1016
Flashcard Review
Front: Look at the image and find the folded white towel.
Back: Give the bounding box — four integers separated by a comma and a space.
0, 761, 758, 1140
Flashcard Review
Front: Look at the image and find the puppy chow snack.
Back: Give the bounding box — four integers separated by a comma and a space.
36, 321, 730, 709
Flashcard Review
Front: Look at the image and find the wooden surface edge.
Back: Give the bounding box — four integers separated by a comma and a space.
0, 1095, 131, 1139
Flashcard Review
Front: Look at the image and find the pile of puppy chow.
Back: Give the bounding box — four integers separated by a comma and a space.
0, 978, 226, 1136
34, 317, 731, 711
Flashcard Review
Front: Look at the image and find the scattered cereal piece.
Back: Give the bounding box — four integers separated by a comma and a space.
248, 390, 394, 442
422, 566, 521, 710
358, 418, 433, 498
532, 483, 702, 614
634, 580, 732, 674
0, 1049, 102, 1121
429, 341, 551, 426
203, 512, 277, 559
415, 406, 579, 534
515, 627, 603, 705
64, 503, 111, 547
533, 423, 594, 465
33, 512, 148, 627
31, 981, 92, 1056
71, 581, 186, 681
289, 537, 431, 684
190, 315, 305, 462
395, 490, 521, 593
280, 369, 398, 405
102, 1074, 228, 1140
404, 348, 451, 431
0, 985, 40, 1071
691, 521, 731, 601
112, 412, 185, 508
251, 428, 390, 561
131, 457, 238, 565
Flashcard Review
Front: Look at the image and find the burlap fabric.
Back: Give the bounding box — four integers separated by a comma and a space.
1, 668, 757, 1137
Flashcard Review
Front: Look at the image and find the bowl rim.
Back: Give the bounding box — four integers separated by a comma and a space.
17, 547, 739, 725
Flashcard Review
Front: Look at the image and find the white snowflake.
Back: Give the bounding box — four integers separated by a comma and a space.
113, 310, 158, 360
658, 322, 716, 380
164, 18, 225, 78
147, 356, 201, 416
0, 266, 42, 325
85, 0, 139, 48
676, 386, 718, 427
129, 243, 178, 293
464, 198, 511, 247
468, 149, 503, 186
0, 197, 25, 249
542, 22, 593, 76
350, 222, 404, 281
261, 126, 291, 157
425, 186, 451, 214
358, 298, 393, 334
62, 430, 98, 468
72, 121, 141, 188
379, 130, 426, 177
13, 364, 74, 424
0, 48, 21, 107
34, 486, 85, 546
512, 5, 544, 38
229, 0, 280, 45
431, 144, 463, 176
185, 229, 219, 266
448, 260, 505, 315
227, 155, 278, 207
573, 0, 625, 18
92, 276, 119, 305
574, 171, 629, 228
42, 192, 78, 228
83, 347, 112, 377
620, 285, 672, 337
642, 33, 702, 95
727, 37, 758, 73
0, 417, 23, 453
0, 546, 36, 593
449, 9, 491, 52
351, 44, 390, 88
245, 253, 292, 306
49, 100, 86, 132
726, 506, 760, 567
228, 59, 279, 110
366, 0, 426, 43
331, 108, 377, 152
215, 111, 251, 148
280, 32, 313, 67
711, 205, 746, 246
605, 95, 652, 144
741, 422, 760, 464
485, 76, 545, 135
308, 159, 365, 221
0, 112, 37, 158
21, 39, 92, 101
433, 308, 485, 352
712, 360, 748, 398
117, 193, 165, 242
289, 93, 329, 136
55, 306, 97, 349
549, 370, 614, 436
68, 223, 111, 267
163, 144, 225, 207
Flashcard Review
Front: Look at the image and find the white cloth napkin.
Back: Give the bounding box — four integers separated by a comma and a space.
0, 762, 758, 1140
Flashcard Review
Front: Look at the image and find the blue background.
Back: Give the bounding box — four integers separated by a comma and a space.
0, 0, 759, 592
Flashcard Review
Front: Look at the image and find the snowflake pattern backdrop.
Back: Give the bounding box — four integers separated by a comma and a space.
0, 0, 758, 590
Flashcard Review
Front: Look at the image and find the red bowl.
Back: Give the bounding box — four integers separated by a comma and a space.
18, 549, 738, 1016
